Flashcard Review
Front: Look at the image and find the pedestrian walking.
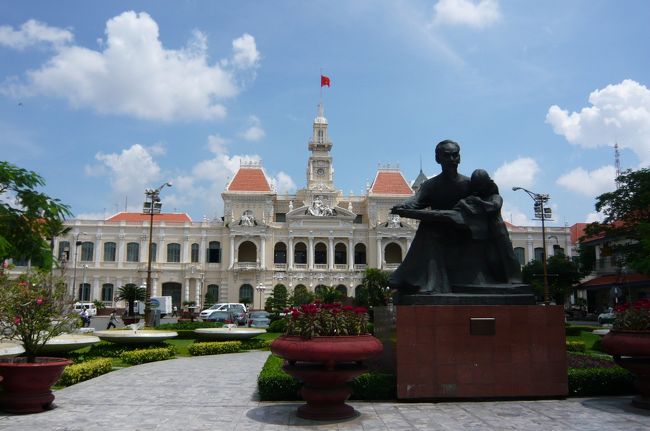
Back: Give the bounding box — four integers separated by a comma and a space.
106, 311, 118, 329
80, 308, 91, 327
172, 305, 178, 317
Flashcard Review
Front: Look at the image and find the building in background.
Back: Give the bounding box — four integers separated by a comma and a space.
44, 103, 573, 310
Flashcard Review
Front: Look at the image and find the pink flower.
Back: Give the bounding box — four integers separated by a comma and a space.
14, 316, 21, 325
36, 297, 43, 305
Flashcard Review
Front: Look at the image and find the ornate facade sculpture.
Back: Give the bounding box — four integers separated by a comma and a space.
240, 210, 256, 226
307, 195, 335, 217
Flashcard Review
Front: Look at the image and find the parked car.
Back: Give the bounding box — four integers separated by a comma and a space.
248, 310, 271, 328
202, 310, 235, 323
597, 307, 615, 325
199, 303, 247, 325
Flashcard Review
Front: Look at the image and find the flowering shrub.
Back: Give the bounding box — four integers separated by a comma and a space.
613, 299, 650, 331
283, 301, 369, 338
0, 271, 79, 361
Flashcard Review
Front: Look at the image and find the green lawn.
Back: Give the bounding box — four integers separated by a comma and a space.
566, 329, 603, 352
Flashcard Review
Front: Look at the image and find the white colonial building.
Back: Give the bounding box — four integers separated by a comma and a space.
51, 103, 573, 310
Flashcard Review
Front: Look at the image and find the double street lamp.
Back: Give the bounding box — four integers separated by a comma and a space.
143, 182, 172, 327
512, 186, 552, 305
256, 283, 266, 311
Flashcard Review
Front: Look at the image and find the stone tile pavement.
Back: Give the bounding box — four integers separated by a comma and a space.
0, 350, 649, 430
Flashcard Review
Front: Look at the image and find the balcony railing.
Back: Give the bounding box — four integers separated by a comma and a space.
354, 264, 367, 270
334, 264, 348, 270
293, 264, 308, 270
314, 264, 328, 270
274, 263, 287, 270
233, 262, 260, 271
383, 263, 400, 270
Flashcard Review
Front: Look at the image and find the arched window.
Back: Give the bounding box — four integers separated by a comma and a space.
58, 241, 70, 262
336, 284, 348, 297
103, 242, 116, 262
238, 241, 257, 262
354, 285, 364, 298
80, 241, 94, 261
274, 242, 287, 264
294, 242, 307, 264
534, 247, 544, 262
384, 242, 403, 264
334, 243, 347, 265
167, 243, 181, 263
314, 242, 327, 264
78, 283, 91, 301
206, 284, 219, 305
239, 284, 254, 304
101, 283, 114, 302
514, 247, 525, 266
207, 241, 221, 263
354, 243, 367, 265
191, 243, 200, 263
126, 242, 139, 262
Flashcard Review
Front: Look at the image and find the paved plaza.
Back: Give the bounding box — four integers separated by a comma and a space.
0, 350, 649, 430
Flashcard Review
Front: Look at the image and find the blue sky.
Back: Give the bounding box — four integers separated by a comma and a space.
1, 0, 649, 227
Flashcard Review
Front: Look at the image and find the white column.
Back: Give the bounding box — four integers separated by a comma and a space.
117, 239, 125, 269
261, 237, 266, 270
185, 277, 191, 302
94, 238, 101, 266
153, 278, 159, 297
308, 237, 314, 269
288, 237, 294, 269
230, 236, 235, 268
527, 236, 534, 262
196, 277, 202, 307
348, 238, 354, 269
328, 237, 334, 269
93, 277, 100, 301
376, 237, 382, 268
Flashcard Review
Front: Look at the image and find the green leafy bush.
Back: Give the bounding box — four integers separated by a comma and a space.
267, 319, 286, 333
565, 325, 598, 336
240, 338, 272, 351
58, 358, 113, 386
81, 341, 174, 359
188, 341, 241, 356
257, 354, 397, 401
568, 367, 634, 396
158, 322, 223, 330
566, 341, 586, 352
120, 346, 175, 365
257, 355, 301, 401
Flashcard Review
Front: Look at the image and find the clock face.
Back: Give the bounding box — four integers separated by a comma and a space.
316, 168, 325, 176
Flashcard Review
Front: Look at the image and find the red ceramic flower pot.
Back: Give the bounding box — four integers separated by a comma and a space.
0, 357, 72, 413
271, 335, 383, 420
602, 330, 650, 409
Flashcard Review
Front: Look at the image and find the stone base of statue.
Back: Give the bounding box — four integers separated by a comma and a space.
374, 303, 567, 400
396, 283, 535, 306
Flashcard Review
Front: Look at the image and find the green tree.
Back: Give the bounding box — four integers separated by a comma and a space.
585, 168, 650, 274
117, 283, 145, 316
314, 285, 343, 304
289, 285, 314, 306
265, 283, 288, 313
0, 161, 71, 269
521, 255, 581, 305
355, 268, 391, 308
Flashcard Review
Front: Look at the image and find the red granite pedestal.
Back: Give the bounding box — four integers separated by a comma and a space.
396, 305, 567, 399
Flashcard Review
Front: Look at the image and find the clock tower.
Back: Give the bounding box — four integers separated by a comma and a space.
306, 103, 334, 191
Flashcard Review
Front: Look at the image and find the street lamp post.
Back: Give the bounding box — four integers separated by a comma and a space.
81, 264, 88, 301
256, 283, 266, 311
70, 231, 87, 298
143, 182, 172, 327
512, 187, 552, 305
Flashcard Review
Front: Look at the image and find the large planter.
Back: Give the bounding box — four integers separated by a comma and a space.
270, 335, 383, 420
602, 329, 650, 409
0, 357, 72, 413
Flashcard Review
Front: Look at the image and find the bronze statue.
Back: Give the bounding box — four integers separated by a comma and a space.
389, 140, 521, 294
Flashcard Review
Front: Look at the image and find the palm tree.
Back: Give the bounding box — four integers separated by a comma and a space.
117, 283, 145, 316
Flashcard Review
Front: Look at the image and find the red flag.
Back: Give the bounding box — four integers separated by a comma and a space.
320, 75, 331, 87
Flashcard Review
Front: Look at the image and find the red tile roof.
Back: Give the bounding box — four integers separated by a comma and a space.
370, 171, 413, 195
106, 212, 192, 223
581, 273, 650, 287
571, 223, 589, 244
227, 167, 271, 192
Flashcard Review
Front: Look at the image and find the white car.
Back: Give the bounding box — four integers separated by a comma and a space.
199, 303, 248, 325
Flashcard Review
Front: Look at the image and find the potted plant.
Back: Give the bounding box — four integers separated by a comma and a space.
602, 299, 650, 409
0, 271, 79, 413
270, 300, 383, 420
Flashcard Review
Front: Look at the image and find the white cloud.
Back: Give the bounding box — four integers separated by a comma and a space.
546, 79, 650, 165
501, 201, 530, 226
556, 165, 616, 197
493, 157, 540, 189
0, 19, 73, 49
585, 211, 605, 223
2, 12, 261, 121
206, 133, 230, 154
239, 115, 265, 141
270, 171, 297, 194
432, 0, 502, 29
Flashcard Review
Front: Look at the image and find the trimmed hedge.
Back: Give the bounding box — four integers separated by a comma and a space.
58, 358, 113, 386
568, 367, 634, 396
565, 325, 599, 336
240, 338, 273, 351
189, 341, 242, 356
120, 346, 175, 365
566, 341, 586, 352
266, 319, 286, 333
257, 354, 397, 401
